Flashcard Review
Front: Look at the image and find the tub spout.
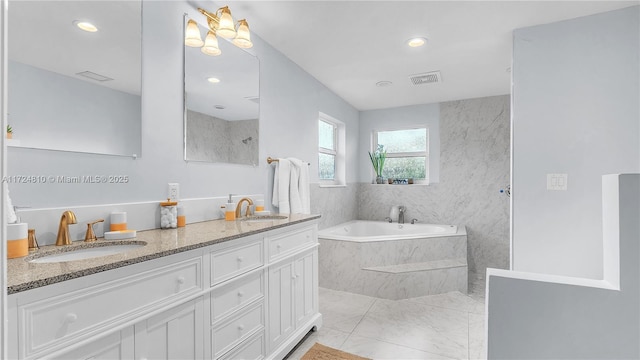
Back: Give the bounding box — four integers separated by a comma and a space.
384, 217, 392, 223
398, 206, 406, 224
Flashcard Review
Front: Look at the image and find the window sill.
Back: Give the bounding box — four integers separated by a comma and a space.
367, 182, 431, 186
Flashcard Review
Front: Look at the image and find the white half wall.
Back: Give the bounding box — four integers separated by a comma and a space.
511, 6, 640, 279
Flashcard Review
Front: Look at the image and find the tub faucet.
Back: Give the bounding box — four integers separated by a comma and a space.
398, 206, 406, 224
56, 210, 77, 246
384, 217, 392, 223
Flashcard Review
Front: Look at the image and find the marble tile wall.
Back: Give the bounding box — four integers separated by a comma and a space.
358, 95, 511, 276
309, 183, 358, 230
185, 110, 258, 165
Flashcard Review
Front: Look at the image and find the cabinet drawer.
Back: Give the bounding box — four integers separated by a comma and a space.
211, 241, 263, 286
219, 331, 264, 360
212, 302, 264, 358
266, 227, 315, 262
211, 271, 264, 324
20, 257, 202, 357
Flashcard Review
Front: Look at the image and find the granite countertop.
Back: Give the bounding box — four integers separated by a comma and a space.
7, 214, 320, 294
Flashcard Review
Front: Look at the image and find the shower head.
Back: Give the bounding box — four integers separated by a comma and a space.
242, 137, 253, 144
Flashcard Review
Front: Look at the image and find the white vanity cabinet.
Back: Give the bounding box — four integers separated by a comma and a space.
49, 326, 135, 360
134, 298, 204, 360
7, 219, 321, 360
265, 227, 320, 358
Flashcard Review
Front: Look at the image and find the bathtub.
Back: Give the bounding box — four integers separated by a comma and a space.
318, 220, 458, 242
318, 220, 467, 300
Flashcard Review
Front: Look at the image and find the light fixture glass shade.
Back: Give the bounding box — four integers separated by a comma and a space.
185, 19, 204, 47
216, 7, 237, 38
201, 31, 221, 56
232, 19, 253, 48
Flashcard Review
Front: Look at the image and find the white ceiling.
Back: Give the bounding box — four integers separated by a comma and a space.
8, 0, 141, 95
227, 1, 638, 110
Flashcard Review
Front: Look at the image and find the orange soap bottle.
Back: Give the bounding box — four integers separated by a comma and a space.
222, 194, 236, 221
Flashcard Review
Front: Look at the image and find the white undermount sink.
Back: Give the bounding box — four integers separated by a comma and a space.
29, 241, 146, 264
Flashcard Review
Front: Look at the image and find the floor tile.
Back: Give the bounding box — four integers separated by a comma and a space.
341, 334, 457, 360
285, 327, 351, 360
351, 299, 469, 359
408, 291, 485, 315
468, 313, 486, 360
319, 287, 376, 332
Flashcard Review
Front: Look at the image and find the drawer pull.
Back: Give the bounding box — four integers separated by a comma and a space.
64, 313, 78, 324
176, 276, 186, 285
238, 324, 245, 331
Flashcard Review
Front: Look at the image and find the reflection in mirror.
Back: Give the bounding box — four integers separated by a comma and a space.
184, 17, 259, 166
7, 1, 142, 157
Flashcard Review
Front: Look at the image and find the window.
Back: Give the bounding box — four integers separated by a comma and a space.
318, 113, 345, 185
374, 127, 428, 183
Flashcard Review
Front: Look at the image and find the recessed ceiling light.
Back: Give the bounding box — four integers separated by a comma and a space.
407, 37, 427, 48
376, 81, 393, 87
207, 77, 221, 83
73, 20, 98, 32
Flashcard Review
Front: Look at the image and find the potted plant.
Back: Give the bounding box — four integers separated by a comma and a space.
6, 125, 12, 139
368, 144, 387, 184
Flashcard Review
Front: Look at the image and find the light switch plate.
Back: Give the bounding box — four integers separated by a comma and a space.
168, 183, 179, 201
547, 174, 568, 191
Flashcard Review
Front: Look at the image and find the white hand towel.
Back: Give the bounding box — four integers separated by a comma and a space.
288, 158, 310, 214
272, 159, 292, 214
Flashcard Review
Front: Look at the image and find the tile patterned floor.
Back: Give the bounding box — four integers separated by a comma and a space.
286, 276, 486, 360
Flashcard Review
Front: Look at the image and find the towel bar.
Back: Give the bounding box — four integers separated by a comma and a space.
267, 157, 310, 165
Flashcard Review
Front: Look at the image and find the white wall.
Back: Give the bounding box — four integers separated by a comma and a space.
487, 174, 640, 359
511, 6, 640, 279
8, 61, 141, 156
358, 104, 440, 183
6, 1, 359, 212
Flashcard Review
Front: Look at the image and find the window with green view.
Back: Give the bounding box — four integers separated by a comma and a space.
318, 119, 336, 180
375, 128, 428, 182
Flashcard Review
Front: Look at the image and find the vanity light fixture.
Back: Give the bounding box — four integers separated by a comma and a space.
73, 20, 98, 32
185, 5, 253, 57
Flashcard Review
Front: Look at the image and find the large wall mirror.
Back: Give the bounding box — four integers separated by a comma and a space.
183, 16, 259, 166
7, 0, 142, 157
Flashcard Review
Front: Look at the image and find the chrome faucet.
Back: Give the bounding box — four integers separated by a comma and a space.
56, 210, 77, 246
398, 206, 406, 224
384, 217, 392, 223
235, 197, 254, 218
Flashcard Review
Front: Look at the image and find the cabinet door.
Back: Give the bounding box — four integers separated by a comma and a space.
267, 261, 295, 348
50, 326, 134, 360
294, 251, 318, 327
135, 298, 204, 360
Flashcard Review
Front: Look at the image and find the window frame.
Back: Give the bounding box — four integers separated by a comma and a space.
372, 126, 429, 184
318, 113, 345, 186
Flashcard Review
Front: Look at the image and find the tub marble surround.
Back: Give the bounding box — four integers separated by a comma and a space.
319, 227, 468, 299
310, 183, 358, 230
7, 214, 319, 294
357, 95, 510, 275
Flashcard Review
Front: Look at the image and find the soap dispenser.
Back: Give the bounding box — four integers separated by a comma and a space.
221, 194, 236, 221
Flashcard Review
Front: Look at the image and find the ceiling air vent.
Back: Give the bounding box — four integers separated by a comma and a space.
409, 71, 442, 86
